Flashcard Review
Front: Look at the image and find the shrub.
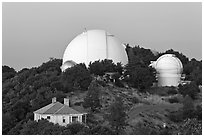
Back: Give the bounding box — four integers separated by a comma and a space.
183, 95, 195, 119
168, 111, 183, 123
178, 82, 200, 100
168, 97, 179, 103
167, 88, 178, 95
131, 97, 140, 104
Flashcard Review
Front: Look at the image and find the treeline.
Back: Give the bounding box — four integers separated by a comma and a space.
2, 45, 202, 134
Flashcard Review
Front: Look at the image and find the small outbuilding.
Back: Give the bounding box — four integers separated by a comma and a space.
33, 97, 87, 126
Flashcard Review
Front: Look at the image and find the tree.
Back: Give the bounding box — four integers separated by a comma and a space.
189, 68, 202, 86
106, 96, 127, 134
178, 82, 200, 100
89, 60, 105, 76
2, 65, 16, 82
83, 81, 101, 112
89, 59, 123, 76
62, 63, 92, 92
124, 46, 156, 91
182, 95, 195, 119
183, 58, 202, 85
158, 49, 189, 65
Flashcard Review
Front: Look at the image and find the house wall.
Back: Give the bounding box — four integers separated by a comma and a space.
53, 114, 83, 126
34, 113, 84, 126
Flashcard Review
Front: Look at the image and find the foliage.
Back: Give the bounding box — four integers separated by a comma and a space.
106, 96, 127, 134
125, 45, 156, 91
66, 122, 88, 135
131, 122, 159, 135
194, 105, 202, 120
62, 63, 92, 92
158, 49, 189, 65
89, 125, 115, 135
36, 58, 62, 74
167, 88, 178, 95
125, 63, 155, 91
168, 97, 179, 103
89, 59, 123, 76
2, 58, 67, 134
83, 81, 101, 112
168, 111, 183, 123
126, 45, 157, 66
183, 58, 202, 85
2, 46, 202, 135
177, 118, 202, 135
2, 65, 16, 82
182, 95, 195, 119
131, 97, 140, 104
178, 82, 200, 99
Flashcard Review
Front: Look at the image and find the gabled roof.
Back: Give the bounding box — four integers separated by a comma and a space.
54, 105, 81, 115
34, 102, 63, 114
34, 101, 85, 115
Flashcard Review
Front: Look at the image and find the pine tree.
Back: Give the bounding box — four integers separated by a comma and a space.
106, 96, 127, 134
83, 81, 101, 112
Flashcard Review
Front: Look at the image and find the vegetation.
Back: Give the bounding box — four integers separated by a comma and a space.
106, 96, 127, 134
62, 63, 92, 91
2, 46, 202, 135
178, 82, 200, 99
83, 81, 101, 112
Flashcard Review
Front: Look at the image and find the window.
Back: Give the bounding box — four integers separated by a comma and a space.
63, 117, 66, 123
47, 116, 50, 119
82, 115, 86, 123
72, 116, 78, 122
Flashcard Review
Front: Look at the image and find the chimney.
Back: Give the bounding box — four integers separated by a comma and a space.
52, 97, 56, 103
64, 98, 70, 106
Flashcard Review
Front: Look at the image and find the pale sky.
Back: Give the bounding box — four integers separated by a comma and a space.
2, 2, 202, 71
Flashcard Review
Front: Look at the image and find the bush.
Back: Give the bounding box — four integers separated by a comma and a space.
148, 87, 169, 96
168, 97, 179, 103
194, 105, 202, 120
178, 82, 200, 100
62, 63, 92, 91
90, 125, 115, 135
167, 88, 178, 95
182, 95, 195, 119
131, 97, 140, 104
168, 111, 183, 123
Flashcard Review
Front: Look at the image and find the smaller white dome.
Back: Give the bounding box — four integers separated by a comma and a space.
60, 60, 77, 72
150, 54, 183, 87
155, 54, 183, 74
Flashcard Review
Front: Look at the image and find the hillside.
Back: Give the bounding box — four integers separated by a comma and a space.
2, 47, 202, 135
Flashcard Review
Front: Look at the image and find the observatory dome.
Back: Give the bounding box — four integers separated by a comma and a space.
155, 54, 183, 73
150, 54, 183, 87
61, 29, 128, 71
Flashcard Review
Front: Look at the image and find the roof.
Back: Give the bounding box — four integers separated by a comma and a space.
34, 102, 85, 115
54, 105, 81, 115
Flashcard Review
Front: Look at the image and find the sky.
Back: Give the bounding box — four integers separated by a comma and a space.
2, 2, 202, 71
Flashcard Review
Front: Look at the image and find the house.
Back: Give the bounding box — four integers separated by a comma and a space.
33, 97, 87, 126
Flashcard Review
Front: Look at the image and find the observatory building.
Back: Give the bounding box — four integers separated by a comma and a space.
149, 54, 183, 87
61, 29, 128, 72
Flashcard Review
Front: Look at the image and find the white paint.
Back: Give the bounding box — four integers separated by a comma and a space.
150, 54, 183, 87
34, 113, 85, 126
61, 29, 128, 71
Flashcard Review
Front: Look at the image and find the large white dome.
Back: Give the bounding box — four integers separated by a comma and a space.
150, 54, 183, 87
61, 29, 128, 71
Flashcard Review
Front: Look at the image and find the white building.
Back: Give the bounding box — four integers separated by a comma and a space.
34, 97, 87, 126
61, 29, 128, 72
149, 54, 183, 87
